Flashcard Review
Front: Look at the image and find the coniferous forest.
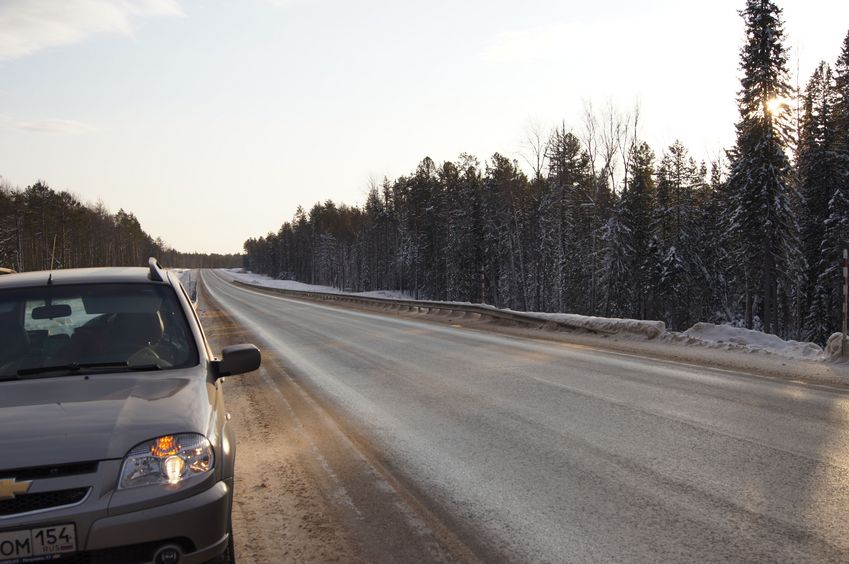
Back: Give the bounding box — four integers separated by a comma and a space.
244, 1, 849, 343
0, 180, 241, 271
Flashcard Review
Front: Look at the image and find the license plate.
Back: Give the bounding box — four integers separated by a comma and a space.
0, 524, 76, 563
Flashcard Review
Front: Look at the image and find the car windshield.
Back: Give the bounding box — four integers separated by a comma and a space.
0, 283, 198, 379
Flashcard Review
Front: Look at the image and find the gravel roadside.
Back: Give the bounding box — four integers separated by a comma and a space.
199, 296, 366, 563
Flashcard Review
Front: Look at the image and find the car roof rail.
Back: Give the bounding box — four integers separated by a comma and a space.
148, 257, 165, 282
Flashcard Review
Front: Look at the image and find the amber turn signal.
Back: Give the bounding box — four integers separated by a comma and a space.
150, 435, 181, 457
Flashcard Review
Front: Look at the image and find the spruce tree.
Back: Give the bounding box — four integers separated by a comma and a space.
626, 142, 659, 319
727, 0, 799, 334
798, 63, 844, 342
482, 154, 531, 310
835, 32, 849, 150
600, 195, 633, 317
540, 128, 596, 313
692, 162, 733, 324
655, 142, 703, 329
442, 157, 484, 303
808, 33, 849, 342
600, 141, 657, 319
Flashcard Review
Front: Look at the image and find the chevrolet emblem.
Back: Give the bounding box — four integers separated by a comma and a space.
0, 478, 32, 500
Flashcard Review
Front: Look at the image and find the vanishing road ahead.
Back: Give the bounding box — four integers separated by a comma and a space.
201, 269, 849, 563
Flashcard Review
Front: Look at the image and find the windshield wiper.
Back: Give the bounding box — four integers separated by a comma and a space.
16, 361, 162, 377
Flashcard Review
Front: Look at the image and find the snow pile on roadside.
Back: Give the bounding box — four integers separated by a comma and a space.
359, 289, 414, 299
825, 332, 849, 362
224, 269, 411, 299
679, 322, 823, 361
513, 311, 666, 339
171, 268, 197, 303
224, 269, 663, 338
227, 270, 340, 294
224, 269, 836, 363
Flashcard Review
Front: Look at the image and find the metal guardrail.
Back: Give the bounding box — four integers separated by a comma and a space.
230, 279, 609, 335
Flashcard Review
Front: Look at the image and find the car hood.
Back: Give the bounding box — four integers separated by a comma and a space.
0, 369, 214, 469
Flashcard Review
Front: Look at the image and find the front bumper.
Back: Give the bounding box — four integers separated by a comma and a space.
87, 478, 232, 563
1, 478, 232, 564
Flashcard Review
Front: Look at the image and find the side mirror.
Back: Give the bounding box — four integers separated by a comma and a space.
213, 344, 261, 379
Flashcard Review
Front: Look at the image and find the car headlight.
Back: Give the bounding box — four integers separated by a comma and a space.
119, 433, 214, 489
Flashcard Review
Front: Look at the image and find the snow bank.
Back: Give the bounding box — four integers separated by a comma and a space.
512, 311, 666, 339
825, 332, 849, 362
170, 268, 197, 303
224, 269, 411, 299
681, 322, 823, 361
224, 270, 664, 338
223, 270, 836, 363
227, 270, 340, 294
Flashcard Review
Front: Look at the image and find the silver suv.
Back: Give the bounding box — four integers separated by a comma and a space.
0, 259, 260, 564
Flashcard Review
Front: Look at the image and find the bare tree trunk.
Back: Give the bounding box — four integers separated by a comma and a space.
521, 122, 549, 181
763, 252, 775, 334
512, 212, 528, 312
745, 285, 753, 329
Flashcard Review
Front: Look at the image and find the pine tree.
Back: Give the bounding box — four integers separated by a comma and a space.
727, 0, 800, 334
797, 63, 844, 341
625, 142, 659, 319
540, 127, 596, 313
654, 142, 704, 329
393, 158, 444, 299
835, 32, 849, 150
694, 162, 734, 324
481, 154, 531, 309
442, 158, 483, 302
807, 33, 849, 342
600, 195, 633, 317
655, 141, 700, 249
598, 141, 657, 319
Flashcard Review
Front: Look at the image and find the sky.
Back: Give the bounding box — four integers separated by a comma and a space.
0, 0, 847, 254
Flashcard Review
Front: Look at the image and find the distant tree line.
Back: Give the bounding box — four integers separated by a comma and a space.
245, 2, 849, 343
0, 180, 241, 272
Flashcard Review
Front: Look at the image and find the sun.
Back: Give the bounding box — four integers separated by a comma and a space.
766, 97, 792, 115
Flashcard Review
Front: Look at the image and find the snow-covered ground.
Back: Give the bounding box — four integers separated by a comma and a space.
224, 269, 411, 300
676, 322, 823, 361
224, 269, 661, 337
219, 269, 844, 367
509, 310, 666, 339
170, 268, 197, 303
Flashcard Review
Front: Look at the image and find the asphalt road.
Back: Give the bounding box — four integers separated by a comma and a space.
201, 270, 849, 563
